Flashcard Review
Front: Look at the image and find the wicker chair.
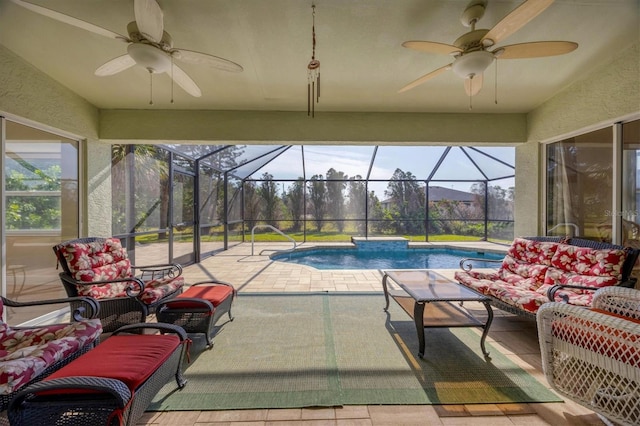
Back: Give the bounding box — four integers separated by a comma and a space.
538, 286, 640, 426
53, 237, 184, 333
0, 296, 102, 411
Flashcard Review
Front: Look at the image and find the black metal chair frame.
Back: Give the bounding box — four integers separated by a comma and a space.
0, 296, 100, 411
53, 237, 184, 333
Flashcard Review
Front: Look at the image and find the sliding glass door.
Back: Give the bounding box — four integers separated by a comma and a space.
3, 118, 80, 322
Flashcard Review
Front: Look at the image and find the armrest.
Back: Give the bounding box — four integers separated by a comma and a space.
60, 274, 145, 297
459, 257, 502, 272
132, 263, 183, 281
112, 322, 188, 341
9, 376, 131, 407
1, 296, 100, 321
591, 286, 640, 320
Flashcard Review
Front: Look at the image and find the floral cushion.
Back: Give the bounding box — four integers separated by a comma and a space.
545, 244, 627, 293
499, 238, 559, 288
139, 276, 184, 305
505, 238, 559, 266
454, 270, 499, 295
59, 238, 134, 299
0, 318, 102, 395
550, 244, 625, 277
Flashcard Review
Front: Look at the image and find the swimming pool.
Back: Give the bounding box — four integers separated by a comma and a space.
271, 247, 504, 270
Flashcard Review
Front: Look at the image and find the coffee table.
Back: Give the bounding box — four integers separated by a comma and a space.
382, 269, 493, 359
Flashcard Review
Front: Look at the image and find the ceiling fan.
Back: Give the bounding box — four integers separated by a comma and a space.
399, 0, 578, 100
10, 0, 243, 102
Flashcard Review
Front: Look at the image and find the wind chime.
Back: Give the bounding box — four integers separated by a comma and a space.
307, 4, 320, 117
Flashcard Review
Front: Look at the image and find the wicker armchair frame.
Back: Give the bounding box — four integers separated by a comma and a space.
8, 323, 188, 426
458, 236, 640, 320
0, 296, 100, 411
53, 237, 184, 333
538, 286, 640, 426
156, 280, 236, 349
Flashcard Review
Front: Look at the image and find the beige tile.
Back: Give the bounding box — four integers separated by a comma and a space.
196, 409, 268, 422
335, 405, 370, 419
266, 408, 302, 421
367, 405, 441, 425
300, 407, 336, 420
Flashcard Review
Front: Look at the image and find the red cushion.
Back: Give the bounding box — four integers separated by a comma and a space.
44, 334, 180, 392
171, 285, 233, 308
551, 309, 640, 367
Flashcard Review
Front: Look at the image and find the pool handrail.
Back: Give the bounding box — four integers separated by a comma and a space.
251, 225, 297, 255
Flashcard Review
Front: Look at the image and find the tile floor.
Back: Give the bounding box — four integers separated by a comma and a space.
133, 242, 606, 425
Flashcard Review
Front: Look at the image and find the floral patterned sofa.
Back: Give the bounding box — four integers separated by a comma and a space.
455, 236, 640, 319
0, 296, 102, 411
53, 237, 185, 332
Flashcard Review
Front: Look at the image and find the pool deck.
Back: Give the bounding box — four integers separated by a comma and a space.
183, 241, 508, 293
138, 241, 605, 426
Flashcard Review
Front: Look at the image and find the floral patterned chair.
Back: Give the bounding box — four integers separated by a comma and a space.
53, 237, 185, 333
0, 295, 102, 411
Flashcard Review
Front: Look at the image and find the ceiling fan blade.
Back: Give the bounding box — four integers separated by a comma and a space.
172, 48, 243, 73
481, 0, 554, 46
10, 0, 128, 42
134, 0, 164, 43
495, 41, 578, 59
95, 54, 136, 76
169, 64, 202, 97
464, 74, 484, 96
398, 64, 452, 93
402, 41, 462, 56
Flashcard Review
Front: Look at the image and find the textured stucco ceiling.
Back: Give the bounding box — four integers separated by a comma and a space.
0, 0, 638, 113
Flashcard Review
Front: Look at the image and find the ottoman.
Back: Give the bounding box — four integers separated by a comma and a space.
156, 280, 236, 349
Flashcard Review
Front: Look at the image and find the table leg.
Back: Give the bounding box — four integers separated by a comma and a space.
382, 273, 390, 311
479, 301, 494, 358
414, 301, 426, 358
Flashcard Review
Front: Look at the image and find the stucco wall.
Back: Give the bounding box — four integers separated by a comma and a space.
0, 45, 111, 237
514, 42, 640, 238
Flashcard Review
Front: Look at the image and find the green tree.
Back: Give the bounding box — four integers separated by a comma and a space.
326, 168, 347, 232
308, 174, 327, 232
258, 172, 279, 226
385, 169, 426, 234
243, 181, 261, 224
347, 176, 367, 234
5, 165, 62, 229
286, 178, 305, 231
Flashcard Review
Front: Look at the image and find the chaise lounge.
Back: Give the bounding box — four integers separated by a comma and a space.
455, 236, 640, 318
0, 296, 102, 411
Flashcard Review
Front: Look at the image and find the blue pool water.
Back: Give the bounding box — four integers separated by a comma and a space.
271, 247, 504, 270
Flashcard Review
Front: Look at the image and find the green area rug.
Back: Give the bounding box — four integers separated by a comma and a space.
149, 292, 561, 411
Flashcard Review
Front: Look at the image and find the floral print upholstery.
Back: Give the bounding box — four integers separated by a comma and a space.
455, 238, 629, 315
0, 299, 102, 395
59, 238, 184, 304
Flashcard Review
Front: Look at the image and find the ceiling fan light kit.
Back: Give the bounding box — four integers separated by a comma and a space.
127, 43, 171, 73
451, 50, 494, 79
